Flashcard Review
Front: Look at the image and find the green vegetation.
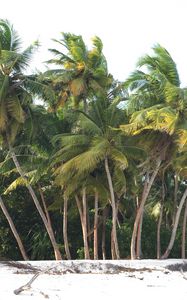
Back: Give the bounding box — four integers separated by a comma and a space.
0, 20, 187, 260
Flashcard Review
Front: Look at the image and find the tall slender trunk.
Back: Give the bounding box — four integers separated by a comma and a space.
63, 196, 71, 259
102, 206, 109, 260
9, 145, 62, 260
157, 201, 164, 259
94, 190, 99, 260
104, 157, 120, 259
136, 213, 143, 259
38, 185, 52, 225
87, 201, 91, 246
82, 188, 90, 259
157, 180, 165, 259
161, 187, 187, 259
131, 159, 161, 259
181, 198, 187, 259
75, 193, 90, 259
111, 229, 117, 259
0, 196, 29, 261
173, 174, 178, 226
135, 181, 143, 259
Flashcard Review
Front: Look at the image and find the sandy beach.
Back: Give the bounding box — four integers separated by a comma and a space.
0, 259, 187, 299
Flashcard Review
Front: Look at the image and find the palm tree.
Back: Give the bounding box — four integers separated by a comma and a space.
0, 195, 28, 260
53, 84, 144, 259
0, 19, 62, 260
161, 152, 187, 258
121, 44, 187, 259
45, 33, 110, 111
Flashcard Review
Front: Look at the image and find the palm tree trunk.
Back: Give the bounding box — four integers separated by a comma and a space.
131, 159, 161, 259
75, 193, 90, 259
102, 206, 109, 260
136, 213, 143, 259
104, 157, 120, 259
173, 174, 178, 226
82, 188, 90, 259
38, 185, 52, 225
63, 196, 71, 259
157, 180, 165, 259
87, 201, 91, 246
0, 196, 29, 261
157, 201, 164, 259
111, 228, 117, 259
9, 146, 62, 260
94, 190, 99, 260
181, 198, 187, 259
75, 195, 83, 223
161, 187, 187, 259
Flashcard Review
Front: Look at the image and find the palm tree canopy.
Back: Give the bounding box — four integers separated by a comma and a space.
44, 33, 112, 110
121, 44, 187, 154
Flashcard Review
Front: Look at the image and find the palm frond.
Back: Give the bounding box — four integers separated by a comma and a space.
7, 96, 25, 123
13, 41, 39, 72
77, 110, 103, 135
113, 166, 126, 196
23, 77, 56, 103
3, 176, 27, 195
110, 147, 128, 169
137, 44, 180, 87
0, 19, 12, 50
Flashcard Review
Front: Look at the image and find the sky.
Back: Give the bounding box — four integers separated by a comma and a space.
1, 0, 187, 86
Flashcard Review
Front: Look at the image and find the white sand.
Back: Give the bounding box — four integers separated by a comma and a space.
0, 259, 187, 299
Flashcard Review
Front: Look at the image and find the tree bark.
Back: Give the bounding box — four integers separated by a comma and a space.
111, 228, 117, 259
182, 198, 187, 259
82, 188, 90, 259
63, 196, 71, 259
136, 213, 143, 259
161, 187, 187, 259
157, 180, 165, 259
131, 159, 161, 259
75, 195, 83, 224
0, 196, 29, 260
9, 146, 62, 260
38, 185, 52, 225
102, 206, 109, 260
75, 193, 90, 259
94, 190, 99, 260
157, 201, 164, 259
104, 157, 120, 259
87, 200, 91, 246
173, 174, 178, 226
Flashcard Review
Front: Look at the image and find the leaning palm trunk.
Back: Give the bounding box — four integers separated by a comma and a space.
131, 159, 161, 259
161, 187, 187, 259
104, 157, 120, 259
136, 213, 143, 259
181, 199, 187, 259
38, 185, 53, 225
0, 196, 29, 260
9, 146, 62, 260
63, 196, 71, 259
94, 190, 99, 260
173, 174, 179, 226
75, 193, 90, 259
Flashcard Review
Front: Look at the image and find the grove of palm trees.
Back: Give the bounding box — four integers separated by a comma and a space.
1, 19, 187, 261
